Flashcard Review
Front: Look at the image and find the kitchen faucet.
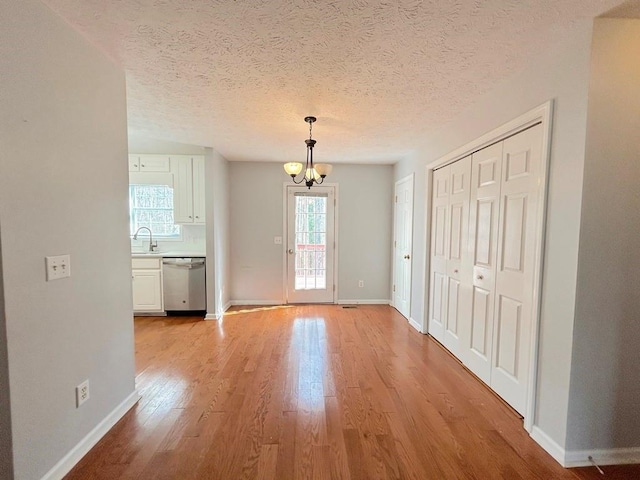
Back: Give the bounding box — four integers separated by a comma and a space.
133, 226, 157, 252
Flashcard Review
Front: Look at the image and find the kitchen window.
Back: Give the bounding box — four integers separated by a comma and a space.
129, 184, 181, 238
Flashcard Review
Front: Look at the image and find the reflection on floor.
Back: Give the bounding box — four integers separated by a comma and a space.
65, 305, 640, 479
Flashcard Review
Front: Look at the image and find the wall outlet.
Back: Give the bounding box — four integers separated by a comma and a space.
76, 379, 90, 407
358, 280, 364, 288
274, 236, 283, 245
45, 254, 71, 281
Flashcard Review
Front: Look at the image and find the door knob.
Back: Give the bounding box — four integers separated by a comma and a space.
288, 249, 294, 254
454, 269, 459, 273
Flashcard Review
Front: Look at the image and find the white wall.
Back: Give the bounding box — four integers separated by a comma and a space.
205, 148, 231, 317
0, 1, 136, 478
229, 163, 286, 303
0, 237, 12, 479
394, 21, 595, 449
229, 162, 393, 304
567, 18, 640, 451
334, 164, 393, 302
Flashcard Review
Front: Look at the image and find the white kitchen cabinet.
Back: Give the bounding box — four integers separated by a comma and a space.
171, 155, 205, 225
132, 257, 164, 313
192, 156, 206, 223
129, 154, 171, 173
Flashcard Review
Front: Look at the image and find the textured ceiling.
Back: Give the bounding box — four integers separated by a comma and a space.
42, 0, 629, 163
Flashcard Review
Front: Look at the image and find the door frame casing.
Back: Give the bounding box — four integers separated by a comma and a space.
391, 173, 415, 321
282, 183, 339, 304
422, 101, 553, 433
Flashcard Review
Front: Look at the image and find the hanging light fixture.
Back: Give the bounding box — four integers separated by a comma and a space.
283, 116, 332, 189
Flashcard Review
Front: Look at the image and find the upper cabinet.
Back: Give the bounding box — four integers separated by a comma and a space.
192, 156, 206, 223
171, 155, 205, 225
129, 155, 171, 172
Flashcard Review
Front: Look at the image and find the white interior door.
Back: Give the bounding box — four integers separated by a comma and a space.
443, 156, 472, 357
393, 175, 414, 319
490, 124, 542, 414
465, 142, 503, 384
428, 167, 449, 341
286, 186, 335, 303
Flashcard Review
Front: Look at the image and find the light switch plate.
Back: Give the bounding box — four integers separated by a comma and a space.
46, 254, 71, 281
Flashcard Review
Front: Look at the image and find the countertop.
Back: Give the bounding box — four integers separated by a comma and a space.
131, 251, 206, 258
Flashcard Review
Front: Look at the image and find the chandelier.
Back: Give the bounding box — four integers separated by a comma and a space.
283, 116, 332, 189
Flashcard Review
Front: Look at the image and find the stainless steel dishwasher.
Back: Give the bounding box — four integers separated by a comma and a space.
162, 257, 206, 312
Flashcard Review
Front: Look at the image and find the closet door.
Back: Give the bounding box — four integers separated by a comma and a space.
443, 156, 471, 358
490, 124, 542, 414
465, 142, 503, 384
428, 166, 450, 342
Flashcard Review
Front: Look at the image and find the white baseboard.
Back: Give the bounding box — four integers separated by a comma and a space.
564, 447, 640, 468
42, 390, 140, 480
228, 300, 392, 308
229, 300, 283, 307
205, 301, 232, 320
408, 317, 424, 333
530, 425, 566, 466
531, 425, 640, 468
337, 299, 390, 305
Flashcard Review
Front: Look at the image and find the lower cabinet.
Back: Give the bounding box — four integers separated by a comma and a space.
132, 257, 164, 313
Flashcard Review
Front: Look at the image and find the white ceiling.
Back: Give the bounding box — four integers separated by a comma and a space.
41, 0, 632, 164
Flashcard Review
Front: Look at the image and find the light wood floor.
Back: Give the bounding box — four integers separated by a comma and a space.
65, 305, 639, 479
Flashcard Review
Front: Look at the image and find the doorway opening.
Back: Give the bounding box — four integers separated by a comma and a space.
285, 185, 337, 304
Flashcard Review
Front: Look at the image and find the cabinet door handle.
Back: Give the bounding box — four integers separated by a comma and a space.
454, 269, 459, 273
477, 274, 484, 280
141, 164, 145, 167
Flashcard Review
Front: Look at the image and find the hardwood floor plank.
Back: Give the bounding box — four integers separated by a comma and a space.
324, 396, 352, 480
63, 305, 640, 480
255, 444, 279, 480
274, 410, 297, 480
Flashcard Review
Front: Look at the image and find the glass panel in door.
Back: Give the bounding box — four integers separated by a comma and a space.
286, 186, 335, 303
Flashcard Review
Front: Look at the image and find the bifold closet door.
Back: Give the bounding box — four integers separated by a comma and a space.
443, 156, 471, 358
429, 124, 543, 415
428, 166, 450, 342
465, 142, 503, 385
489, 124, 543, 414
428, 157, 472, 359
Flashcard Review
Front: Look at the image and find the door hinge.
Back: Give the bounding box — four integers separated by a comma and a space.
393, 285, 396, 292
394, 240, 397, 248
333, 285, 336, 292
395, 195, 398, 203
